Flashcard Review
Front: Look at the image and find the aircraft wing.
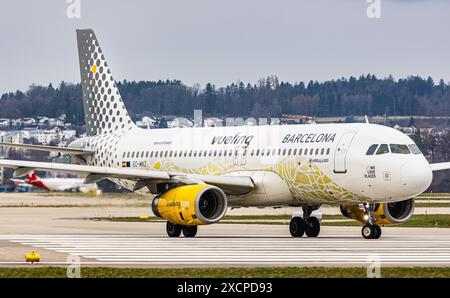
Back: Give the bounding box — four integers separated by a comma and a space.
0, 143, 94, 156
0, 159, 254, 194
430, 162, 450, 172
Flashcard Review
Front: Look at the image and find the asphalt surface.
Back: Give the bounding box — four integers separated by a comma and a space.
0, 193, 449, 267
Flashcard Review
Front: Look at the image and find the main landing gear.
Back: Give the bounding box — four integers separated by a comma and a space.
289, 205, 321, 238
361, 203, 381, 239
166, 221, 198, 238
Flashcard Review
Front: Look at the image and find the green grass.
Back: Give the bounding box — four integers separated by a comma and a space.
417, 193, 450, 198
88, 214, 348, 222
416, 203, 450, 207
86, 214, 450, 228
0, 266, 450, 278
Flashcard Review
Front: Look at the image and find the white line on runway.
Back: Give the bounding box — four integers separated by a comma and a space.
2, 234, 450, 266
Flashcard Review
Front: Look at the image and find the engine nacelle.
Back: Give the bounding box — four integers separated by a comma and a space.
152, 184, 227, 226
340, 198, 415, 225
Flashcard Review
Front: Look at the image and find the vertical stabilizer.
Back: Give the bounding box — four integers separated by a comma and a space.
76, 29, 135, 136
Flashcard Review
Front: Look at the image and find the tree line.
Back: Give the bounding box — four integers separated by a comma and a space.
1, 75, 449, 124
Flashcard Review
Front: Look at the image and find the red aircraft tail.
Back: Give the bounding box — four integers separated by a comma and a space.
25, 172, 49, 191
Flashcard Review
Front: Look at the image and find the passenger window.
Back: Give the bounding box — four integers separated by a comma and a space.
390, 144, 410, 154
293, 149, 297, 155
321, 148, 324, 155
131, 152, 135, 158
165, 151, 168, 157
266, 150, 270, 156
272, 149, 276, 155
315, 148, 319, 155
145, 151, 149, 158
376, 144, 389, 155
256, 149, 260, 156
366, 144, 378, 155
408, 144, 422, 155
283, 149, 287, 156
326, 148, 330, 155
122, 152, 126, 158
299, 149, 302, 155
288, 149, 292, 155
155, 151, 159, 158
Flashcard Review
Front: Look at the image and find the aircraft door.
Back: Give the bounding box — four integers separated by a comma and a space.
333, 132, 356, 173
234, 145, 248, 166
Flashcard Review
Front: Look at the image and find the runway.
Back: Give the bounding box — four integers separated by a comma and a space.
0, 193, 449, 267
1, 234, 450, 267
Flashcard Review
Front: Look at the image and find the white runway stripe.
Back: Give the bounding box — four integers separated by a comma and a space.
2, 235, 450, 266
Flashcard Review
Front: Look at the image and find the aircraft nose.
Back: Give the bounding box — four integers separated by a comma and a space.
401, 160, 432, 195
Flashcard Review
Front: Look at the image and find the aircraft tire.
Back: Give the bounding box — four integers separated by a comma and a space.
362, 223, 381, 239
290, 217, 306, 237
372, 224, 382, 239
182, 225, 198, 238
305, 217, 320, 237
166, 221, 182, 237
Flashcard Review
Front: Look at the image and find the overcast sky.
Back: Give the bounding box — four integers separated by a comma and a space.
0, 0, 449, 93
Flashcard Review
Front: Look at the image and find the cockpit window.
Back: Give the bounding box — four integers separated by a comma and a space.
366, 144, 378, 155
408, 144, 422, 155
390, 144, 410, 154
376, 144, 389, 155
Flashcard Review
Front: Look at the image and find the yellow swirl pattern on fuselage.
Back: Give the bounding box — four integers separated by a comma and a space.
144, 156, 370, 204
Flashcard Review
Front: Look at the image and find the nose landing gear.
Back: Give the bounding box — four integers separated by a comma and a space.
361, 203, 382, 239
289, 205, 321, 238
362, 223, 381, 239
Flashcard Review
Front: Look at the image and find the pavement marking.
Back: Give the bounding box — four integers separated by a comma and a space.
1, 234, 450, 266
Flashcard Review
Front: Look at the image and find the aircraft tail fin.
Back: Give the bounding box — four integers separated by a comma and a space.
76, 29, 135, 136
25, 172, 39, 183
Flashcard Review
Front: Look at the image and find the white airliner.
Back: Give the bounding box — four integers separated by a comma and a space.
11, 171, 98, 193
1, 29, 449, 239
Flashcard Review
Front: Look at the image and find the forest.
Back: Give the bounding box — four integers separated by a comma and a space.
1, 75, 449, 124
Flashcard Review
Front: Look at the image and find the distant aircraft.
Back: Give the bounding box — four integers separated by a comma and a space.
11, 172, 98, 193
1, 29, 449, 239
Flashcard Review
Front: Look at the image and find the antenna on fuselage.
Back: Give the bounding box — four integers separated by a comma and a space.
364, 115, 370, 124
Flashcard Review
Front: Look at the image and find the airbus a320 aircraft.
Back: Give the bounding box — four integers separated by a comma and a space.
10, 171, 98, 193
1, 29, 449, 239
